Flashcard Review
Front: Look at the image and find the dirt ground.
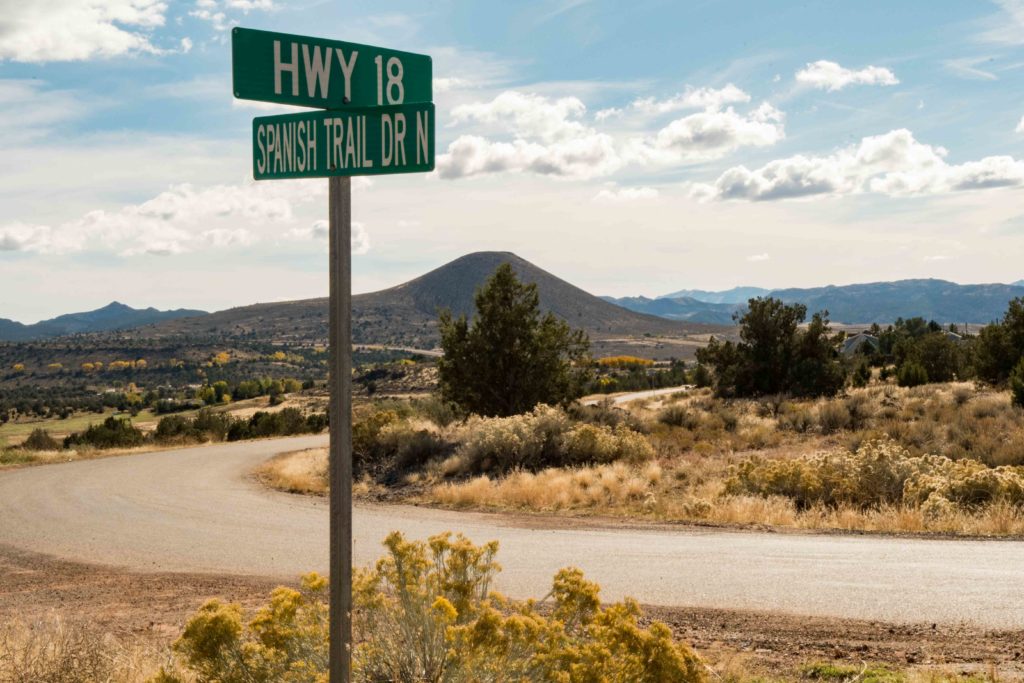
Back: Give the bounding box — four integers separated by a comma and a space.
2, 544, 1022, 680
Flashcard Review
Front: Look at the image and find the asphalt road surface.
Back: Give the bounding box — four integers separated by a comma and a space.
2, 436, 1023, 628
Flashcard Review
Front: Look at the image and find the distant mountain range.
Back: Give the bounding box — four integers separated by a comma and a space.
604, 279, 1024, 325
657, 286, 770, 305
6, 265, 1023, 344
129, 252, 722, 347
0, 302, 207, 342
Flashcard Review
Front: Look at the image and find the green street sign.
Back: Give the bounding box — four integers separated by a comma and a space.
252, 102, 435, 180
232, 27, 432, 109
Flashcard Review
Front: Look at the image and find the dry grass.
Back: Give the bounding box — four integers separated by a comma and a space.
253, 447, 329, 495
431, 461, 663, 512
0, 616, 170, 683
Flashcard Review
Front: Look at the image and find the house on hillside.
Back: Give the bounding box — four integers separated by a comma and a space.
841, 332, 880, 357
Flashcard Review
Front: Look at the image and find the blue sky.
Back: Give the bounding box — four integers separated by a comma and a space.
2, 0, 1024, 321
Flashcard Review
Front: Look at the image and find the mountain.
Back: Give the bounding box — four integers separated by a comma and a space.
614, 279, 1024, 325
601, 296, 739, 325
1014, 280, 1024, 287
0, 302, 207, 342
139, 252, 724, 346
768, 280, 1024, 324
658, 286, 770, 304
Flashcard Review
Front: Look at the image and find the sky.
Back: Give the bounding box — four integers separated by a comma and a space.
2, 0, 1024, 322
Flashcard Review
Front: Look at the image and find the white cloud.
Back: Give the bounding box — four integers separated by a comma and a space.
0, 80, 87, 142
180, 36, 193, 53
437, 134, 620, 180
746, 253, 770, 262
689, 129, 1024, 201
1016, 115, 1024, 133
434, 77, 469, 94
630, 84, 750, 115
438, 91, 621, 179
625, 102, 784, 165
451, 91, 589, 142
795, 60, 899, 91
287, 219, 370, 255
592, 186, 659, 202
189, 0, 272, 30
976, 0, 1024, 45
943, 57, 998, 81
0, 0, 168, 62
594, 107, 621, 121
437, 87, 784, 179
0, 180, 322, 256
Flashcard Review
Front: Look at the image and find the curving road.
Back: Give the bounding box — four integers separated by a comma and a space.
1, 436, 1024, 628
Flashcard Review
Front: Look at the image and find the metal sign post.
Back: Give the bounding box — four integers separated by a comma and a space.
233, 27, 433, 681
327, 175, 353, 682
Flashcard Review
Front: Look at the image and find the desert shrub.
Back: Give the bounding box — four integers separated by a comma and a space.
897, 362, 929, 387
568, 401, 648, 433
153, 415, 195, 443
657, 404, 700, 430
851, 361, 871, 388
160, 532, 705, 683
411, 396, 459, 428
377, 423, 447, 472
159, 573, 328, 683
726, 439, 1024, 511
21, 428, 61, 451
844, 394, 874, 430
451, 406, 572, 474
952, 385, 973, 407
227, 408, 326, 442
450, 406, 652, 474
816, 401, 850, 435
356, 532, 706, 683
777, 404, 815, 433
561, 423, 655, 466
0, 617, 149, 683
64, 416, 145, 449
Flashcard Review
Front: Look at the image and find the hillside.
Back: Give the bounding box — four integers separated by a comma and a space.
769, 280, 1024, 324
658, 286, 769, 304
601, 296, 738, 325
612, 279, 1024, 325
0, 302, 207, 342
136, 252, 721, 346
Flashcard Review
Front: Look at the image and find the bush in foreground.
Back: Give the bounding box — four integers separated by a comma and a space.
154, 532, 705, 683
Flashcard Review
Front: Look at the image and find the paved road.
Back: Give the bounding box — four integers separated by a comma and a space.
1, 436, 1023, 628
584, 385, 693, 406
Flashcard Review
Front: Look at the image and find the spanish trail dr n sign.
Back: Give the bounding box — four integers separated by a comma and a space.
232, 26, 434, 683
252, 102, 435, 179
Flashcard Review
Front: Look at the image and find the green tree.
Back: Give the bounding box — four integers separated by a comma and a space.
897, 361, 929, 387
1011, 358, 1024, 409
438, 264, 591, 417
696, 297, 845, 398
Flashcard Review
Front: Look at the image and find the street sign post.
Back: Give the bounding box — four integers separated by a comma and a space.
232, 27, 432, 109
233, 26, 435, 683
252, 103, 435, 179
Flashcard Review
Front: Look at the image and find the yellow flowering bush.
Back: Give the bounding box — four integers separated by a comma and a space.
726, 439, 1024, 511
157, 532, 706, 683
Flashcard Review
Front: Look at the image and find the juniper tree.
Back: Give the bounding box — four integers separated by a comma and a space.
437, 264, 591, 417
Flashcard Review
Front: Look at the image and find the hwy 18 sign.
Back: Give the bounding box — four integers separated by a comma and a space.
252, 102, 435, 179
232, 27, 432, 109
